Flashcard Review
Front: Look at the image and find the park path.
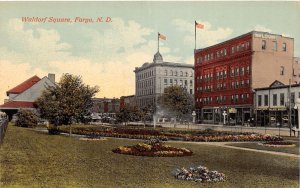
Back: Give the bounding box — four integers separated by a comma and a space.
169, 140, 300, 158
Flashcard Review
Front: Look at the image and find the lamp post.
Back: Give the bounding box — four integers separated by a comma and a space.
294, 99, 300, 137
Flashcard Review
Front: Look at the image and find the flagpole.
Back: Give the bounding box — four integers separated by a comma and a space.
158, 32, 160, 52
194, 21, 197, 50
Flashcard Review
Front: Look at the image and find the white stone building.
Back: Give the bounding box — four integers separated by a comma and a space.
134, 52, 194, 108
254, 80, 300, 127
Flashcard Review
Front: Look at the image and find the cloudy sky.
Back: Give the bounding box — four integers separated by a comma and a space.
0, 2, 299, 103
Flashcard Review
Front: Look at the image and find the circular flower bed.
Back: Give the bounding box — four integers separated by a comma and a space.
112, 139, 192, 157
173, 165, 226, 183
258, 141, 296, 147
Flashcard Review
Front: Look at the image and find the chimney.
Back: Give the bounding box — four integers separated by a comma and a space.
48, 73, 55, 83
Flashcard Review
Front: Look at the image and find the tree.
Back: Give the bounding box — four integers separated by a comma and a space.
15, 109, 38, 128
158, 85, 194, 122
36, 74, 99, 135
116, 105, 132, 125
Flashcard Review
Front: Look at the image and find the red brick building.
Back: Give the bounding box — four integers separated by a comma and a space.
194, 31, 295, 125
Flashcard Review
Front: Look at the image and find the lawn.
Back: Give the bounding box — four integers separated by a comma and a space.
0, 125, 299, 188
226, 142, 300, 155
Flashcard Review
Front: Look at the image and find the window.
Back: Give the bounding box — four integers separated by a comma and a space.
185, 72, 188, 77
241, 80, 244, 87
241, 94, 245, 102
280, 93, 285, 106
164, 70, 167, 76
280, 66, 285, 75
262, 40, 266, 50
258, 95, 262, 106
190, 80, 193, 87
291, 92, 295, 104
175, 79, 178, 85
237, 45, 240, 52
231, 46, 235, 54
231, 95, 234, 103
216, 72, 219, 79
217, 51, 220, 58
235, 67, 239, 76
211, 53, 214, 60
246, 41, 250, 49
224, 49, 227, 56
170, 70, 173, 76
235, 81, 239, 88
241, 43, 245, 50
264, 94, 268, 106
170, 79, 173, 85
235, 94, 239, 103
273, 94, 277, 106
241, 67, 244, 75
184, 80, 188, 86
231, 81, 234, 89
231, 68, 234, 77
246, 79, 250, 87
190, 89, 193, 94
224, 70, 227, 78
180, 71, 183, 76
246, 66, 250, 74
273, 41, 277, 51
283, 42, 287, 51
180, 80, 183, 86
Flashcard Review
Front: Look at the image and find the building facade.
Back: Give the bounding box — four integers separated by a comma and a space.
91, 98, 120, 119
134, 52, 194, 108
0, 73, 56, 120
194, 31, 295, 125
255, 81, 300, 128
120, 95, 136, 109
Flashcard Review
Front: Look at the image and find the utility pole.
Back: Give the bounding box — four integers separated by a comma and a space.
288, 78, 292, 136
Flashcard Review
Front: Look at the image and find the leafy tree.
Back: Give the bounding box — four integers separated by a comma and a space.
158, 85, 194, 122
116, 105, 132, 125
36, 74, 99, 135
15, 109, 38, 128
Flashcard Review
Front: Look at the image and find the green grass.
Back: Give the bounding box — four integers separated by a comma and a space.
0, 125, 299, 188
226, 142, 300, 155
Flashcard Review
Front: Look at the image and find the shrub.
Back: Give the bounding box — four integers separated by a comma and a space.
47, 125, 60, 135
15, 109, 38, 128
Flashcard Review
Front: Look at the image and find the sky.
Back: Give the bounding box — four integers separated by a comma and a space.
0, 1, 299, 103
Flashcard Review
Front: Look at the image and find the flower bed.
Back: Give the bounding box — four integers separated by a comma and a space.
58, 127, 283, 142
173, 165, 226, 183
112, 139, 192, 157
258, 141, 296, 147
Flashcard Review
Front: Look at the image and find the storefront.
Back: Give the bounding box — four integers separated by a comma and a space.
201, 105, 252, 125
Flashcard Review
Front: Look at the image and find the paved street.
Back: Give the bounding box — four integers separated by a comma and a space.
159, 123, 298, 137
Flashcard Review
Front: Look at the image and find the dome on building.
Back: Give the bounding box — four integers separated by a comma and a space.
153, 51, 163, 63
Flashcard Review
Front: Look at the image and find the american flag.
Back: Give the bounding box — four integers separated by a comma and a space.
195, 21, 204, 29
159, 33, 166, 40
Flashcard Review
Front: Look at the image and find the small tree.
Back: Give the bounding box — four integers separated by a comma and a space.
158, 85, 194, 124
36, 74, 99, 135
116, 105, 132, 126
15, 109, 38, 128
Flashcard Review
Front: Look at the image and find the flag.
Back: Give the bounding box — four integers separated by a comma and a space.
159, 33, 166, 40
195, 21, 204, 29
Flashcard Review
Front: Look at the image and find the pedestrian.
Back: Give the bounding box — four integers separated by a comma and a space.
292, 126, 297, 137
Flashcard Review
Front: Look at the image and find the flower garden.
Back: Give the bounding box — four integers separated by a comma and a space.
258, 141, 296, 147
58, 126, 283, 142
174, 165, 226, 183
112, 139, 193, 157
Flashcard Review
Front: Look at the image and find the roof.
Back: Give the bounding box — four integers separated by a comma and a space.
194, 31, 294, 53
0, 101, 35, 109
6, 75, 41, 95
134, 62, 194, 72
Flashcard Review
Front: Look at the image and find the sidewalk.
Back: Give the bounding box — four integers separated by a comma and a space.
160, 123, 298, 137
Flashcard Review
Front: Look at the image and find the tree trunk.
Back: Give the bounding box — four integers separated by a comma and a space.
69, 124, 72, 137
